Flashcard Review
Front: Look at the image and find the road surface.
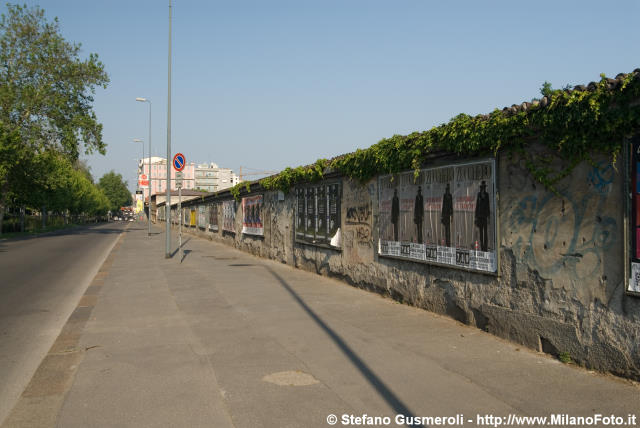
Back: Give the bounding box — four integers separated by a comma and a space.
0, 222, 126, 424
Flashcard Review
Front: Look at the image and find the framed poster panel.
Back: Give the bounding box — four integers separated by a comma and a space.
197, 205, 207, 229
628, 136, 640, 296
242, 195, 264, 236
295, 188, 306, 242
378, 159, 497, 273
222, 200, 236, 233
208, 202, 219, 232
295, 182, 341, 248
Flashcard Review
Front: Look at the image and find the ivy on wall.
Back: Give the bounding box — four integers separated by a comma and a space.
250, 71, 640, 195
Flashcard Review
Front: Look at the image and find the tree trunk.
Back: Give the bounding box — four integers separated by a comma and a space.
20, 206, 25, 232
41, 205, 46, 229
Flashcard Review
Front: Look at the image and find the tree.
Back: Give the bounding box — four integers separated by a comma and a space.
0, 3, 109, 234
98, 171, 132, 213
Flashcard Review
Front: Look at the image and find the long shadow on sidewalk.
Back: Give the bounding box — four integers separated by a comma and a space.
263, 265, 426, 427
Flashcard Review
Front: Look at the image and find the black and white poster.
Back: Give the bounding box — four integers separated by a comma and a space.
208, 202, 219, 231
222, 200, 236, 233
295, 182, 341, 247
197, 205, 207, 229
378, 159, 497, 273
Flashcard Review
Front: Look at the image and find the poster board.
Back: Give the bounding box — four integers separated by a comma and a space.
242, 195, 264, 236
208, 203, 219, 232
197, 205, 207, 229
295, 182, 341, 248
628, 137, 640, 295
378, 159, 497, 273
222, 200, 236, 233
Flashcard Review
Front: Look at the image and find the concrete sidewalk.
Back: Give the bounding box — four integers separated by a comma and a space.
5, 222, 639, 427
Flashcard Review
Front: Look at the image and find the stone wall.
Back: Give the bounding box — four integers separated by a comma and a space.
173, 149, 640, 380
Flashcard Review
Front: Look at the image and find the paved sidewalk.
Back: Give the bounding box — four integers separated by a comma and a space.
5, 222, 639, 427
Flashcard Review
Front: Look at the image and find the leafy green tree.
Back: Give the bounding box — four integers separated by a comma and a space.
0, 3, 109, 234
98, 171, 132, 213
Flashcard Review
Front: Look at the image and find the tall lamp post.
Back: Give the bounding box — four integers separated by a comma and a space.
132, 139, 144, 219
165, 0, 173, 258
136, 97, 152, 237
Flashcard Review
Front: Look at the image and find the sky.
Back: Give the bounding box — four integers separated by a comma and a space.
3, 1, 639, 192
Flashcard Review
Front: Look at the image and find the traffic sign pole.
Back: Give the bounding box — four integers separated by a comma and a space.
172, 153, 186, 261
179, 185, 182, 262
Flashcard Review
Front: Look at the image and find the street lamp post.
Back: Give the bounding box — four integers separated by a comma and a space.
136, 97, 152, 237
166, 0, 172, 258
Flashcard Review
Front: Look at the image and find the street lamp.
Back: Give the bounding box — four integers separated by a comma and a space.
132, 139, 144, 220
166, 0, 173, 258
136, 97, 152, 237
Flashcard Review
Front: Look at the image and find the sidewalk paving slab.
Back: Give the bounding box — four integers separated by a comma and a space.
12, 222, 638, 427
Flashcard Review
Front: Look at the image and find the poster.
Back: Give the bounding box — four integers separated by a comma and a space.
629, 137, 640, 295
295, 182, 341, 247
208, 203, 219, 231
135, 192, 144, 214
305, 187, 316, 239
378, 159, 497, 273
242, 195, 264, 236
295, 188, 305, 241
197, 205, 207, 229
629, 262, 640, 294
222, 200, 235, 232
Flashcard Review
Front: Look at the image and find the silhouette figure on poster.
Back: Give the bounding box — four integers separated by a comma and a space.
414, 186, 424, 244
391, 189, 400, 241
441, 183, 453, 247
475, 180, 490, 251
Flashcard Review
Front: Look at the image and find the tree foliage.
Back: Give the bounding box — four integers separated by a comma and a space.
0, 3, 110, 232
98, 171, 132, 213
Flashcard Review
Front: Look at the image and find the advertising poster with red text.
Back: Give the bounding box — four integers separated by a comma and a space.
242, 195, 264, 236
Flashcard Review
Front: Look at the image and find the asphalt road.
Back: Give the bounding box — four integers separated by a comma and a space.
0, 222, 126, 425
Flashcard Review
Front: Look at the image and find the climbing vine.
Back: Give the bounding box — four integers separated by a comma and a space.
253, 71, 640, 194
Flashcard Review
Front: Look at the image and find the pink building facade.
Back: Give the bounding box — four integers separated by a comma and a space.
138, 157, 196, 201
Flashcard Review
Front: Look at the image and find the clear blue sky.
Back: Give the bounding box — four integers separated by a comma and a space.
4, 1, 639, 191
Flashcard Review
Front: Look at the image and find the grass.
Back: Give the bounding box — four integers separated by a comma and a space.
558, 352, 573, 364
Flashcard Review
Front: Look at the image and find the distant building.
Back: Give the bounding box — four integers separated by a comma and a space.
194, 163, 240, 192
137, 157, 196, 201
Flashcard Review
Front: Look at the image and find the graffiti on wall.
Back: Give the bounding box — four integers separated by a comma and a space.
343, 180, 374, 249
346, 205, 371, 225
506, 161, 618, 282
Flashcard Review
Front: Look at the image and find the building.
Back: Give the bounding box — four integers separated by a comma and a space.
194, 163, 240, 192
137, 157, 196, 201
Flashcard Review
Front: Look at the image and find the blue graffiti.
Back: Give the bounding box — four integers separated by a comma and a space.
588, 161, 614, 194
508, 188, 617, 281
